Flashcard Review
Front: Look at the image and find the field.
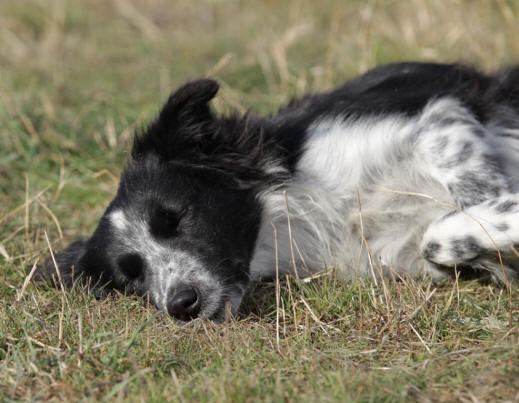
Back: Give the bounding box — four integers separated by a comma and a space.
1, 0, 519, 401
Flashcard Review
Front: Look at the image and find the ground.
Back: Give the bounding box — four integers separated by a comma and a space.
1, 0, 519, 401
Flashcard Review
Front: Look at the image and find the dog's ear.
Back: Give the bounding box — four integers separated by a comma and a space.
132, 79, 220, 159
159, 78, 219, 127
32, 240, 87, 287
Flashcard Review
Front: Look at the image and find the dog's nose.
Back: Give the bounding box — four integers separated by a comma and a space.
167, 288, 201, 320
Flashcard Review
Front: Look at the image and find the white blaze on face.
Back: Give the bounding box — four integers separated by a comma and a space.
108, 209, 225, 317
110, 210, 129, 231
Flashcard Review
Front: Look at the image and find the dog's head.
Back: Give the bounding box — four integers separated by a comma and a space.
36, 79, 269, 322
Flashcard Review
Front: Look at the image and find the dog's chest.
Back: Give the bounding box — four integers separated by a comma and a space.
251, 114, 453, 279
304, 117, 450, 260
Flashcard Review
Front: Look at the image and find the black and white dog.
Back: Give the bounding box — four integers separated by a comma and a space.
37, 63, 519, 322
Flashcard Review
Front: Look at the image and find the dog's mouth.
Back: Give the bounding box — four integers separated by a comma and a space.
209, 286, 247, 323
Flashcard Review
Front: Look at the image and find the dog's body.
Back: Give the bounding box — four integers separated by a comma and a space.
39, 62, 519, 322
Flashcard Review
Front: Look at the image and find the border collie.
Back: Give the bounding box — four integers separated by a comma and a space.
36, 62, 519, 322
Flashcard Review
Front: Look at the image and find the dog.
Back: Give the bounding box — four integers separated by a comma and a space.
35, 62, 519, 322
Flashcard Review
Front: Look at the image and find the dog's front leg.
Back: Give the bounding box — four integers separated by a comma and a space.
414, 98, 512, 208
420, 194, 519, 283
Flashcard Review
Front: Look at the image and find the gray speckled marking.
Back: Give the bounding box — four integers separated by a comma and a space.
432, 136, 449, 155
495, 200, 518, 213
496, 222, 510, 232
449, 173, 503, 208
423, 241, 441, 261
450, 236, 484, 260
457, 141, 474, 164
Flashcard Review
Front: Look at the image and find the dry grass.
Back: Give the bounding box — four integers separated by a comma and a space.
1, 0, 519, 401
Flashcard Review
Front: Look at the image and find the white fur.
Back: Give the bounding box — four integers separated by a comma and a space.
250, 97, 519, 283
110, 210, 128, 231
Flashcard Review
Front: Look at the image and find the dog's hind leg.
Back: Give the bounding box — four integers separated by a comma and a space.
420, 194, 519, 284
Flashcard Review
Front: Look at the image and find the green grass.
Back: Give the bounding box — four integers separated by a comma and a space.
1, 0, 519, 401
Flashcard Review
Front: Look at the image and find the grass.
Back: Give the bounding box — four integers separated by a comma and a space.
1, 0, 519, 401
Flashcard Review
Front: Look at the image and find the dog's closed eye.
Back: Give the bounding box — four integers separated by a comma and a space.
149, 205, 184, 239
